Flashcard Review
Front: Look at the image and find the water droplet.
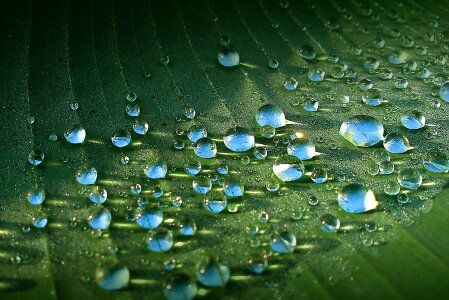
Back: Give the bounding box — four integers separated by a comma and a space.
144, 161, 168, 179
89, 186, 108, 204
255, 104, 286, 128
76, 167, 97, 185
49, 133, 58, 141
372, 149, 390, 163
283, 77, 298, 91
147, 228, 173, 252
111, 129, 131, 148
203, 191, 227, 214
303, 97, 320, 111
196, 258, 230, 287
183, 107, 196, 120
184, 161, 202, 176
379, 161, 394, 175
298, 44, 316, 60
28, 150, 44, 166
266, 179, 280, 192
96, 263, 129, 291
121, 156, 130, 165
269, 59, 279, 69
363, 57, 380, 72
394, 77, 408, 89
216, 164, 228, 175
69, 102, 79, 111
163, 273, 198, 300
126, 103, 140, 117
88, 208, 112, 230
223, 178, 244, 197
397, 193, 409, 204
287, 135, 318, 160
192, 176, 212, 194
439, 81, 449, 102
126, 92, 137, 102
194, 138, 217, 158
270, 231, 296, 254
337, 183, 378, 213
218, 49, 239, 67
273, 155, 305, 181
260, 125, 276, 138
311, 167, 328, 183
384, 181, 400, 195
400, 110, 425, 129
223, 127, 255, 152
160, 55, 170, 66
179, 218, 197, 236
64, 124, 86, 144
383, 132, 410, 154
135, 208, 163, 229
362, 89, 383, 106
423, 151, 449, 173
254, 146, 268, 160
258, 211, 270, 222
401, 35, 414, 48
340, 115, 384, 147
219, 35, 230, 47
248, 254, 268, 274
32, 216, 48, 228
130, 183, 142, 195
320, 213, 340, 233
397, 168, 422, 190
133, 120, 149, 135
379, 68, 393, 80
27, 188, 45, 205
187, 126, 207, 142
308, 69, 325, 82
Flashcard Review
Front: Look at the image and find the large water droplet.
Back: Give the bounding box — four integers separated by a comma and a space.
64, 124, 86, 144
223, 127, 255, 152
383, 132, 410, 154
439, 81, 449, 102
397, 168, 422, 190
28, 150, 44, 166
96, 263, 129, 291
362, 89, 383, 106
89, 186, 108, 204
287, 135, 318, 160
147, 228, 173, 253
196, 258, 230, 287
184, 161, 202, 176
136, 208, 163, 229
255, 104, 286, 128
320, 213, 340, 233
27, 188, 45, 205
187, 126, 207, 142
270, 231, 296, 254
111, 129, 131, 148
218, 49, 239, 67
89, 208, 112, 230
400, 111, 425, 129
144, 161, 168, 179
340, 115, 384, 147
194, 137, 217, 158
76, 167, 98, 185
163, 273, 198, 300
223, 178, 244, 197
192, 176, 212, 194
272, 155, 305, 182
424, 151, 449, 173
203, 191, 227, 213
337, 183, 378, 213
133, 120, 149, 135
